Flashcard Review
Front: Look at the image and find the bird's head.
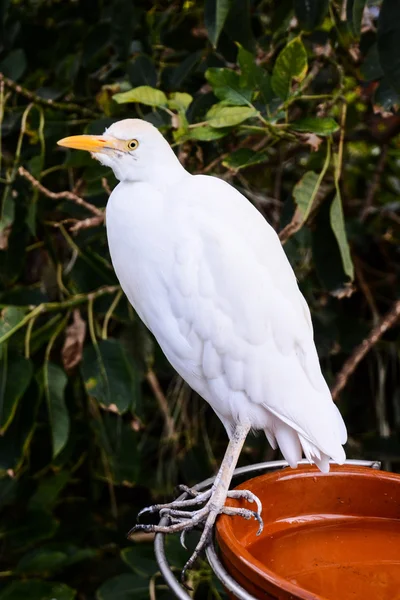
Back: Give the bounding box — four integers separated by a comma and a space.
57, 118, 185, 184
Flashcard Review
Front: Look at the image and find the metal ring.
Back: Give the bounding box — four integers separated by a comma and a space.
154, 459, 381, 599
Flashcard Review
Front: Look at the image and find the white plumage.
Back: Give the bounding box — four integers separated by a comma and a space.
103, 124, 346, 472
58, 118, 347, 573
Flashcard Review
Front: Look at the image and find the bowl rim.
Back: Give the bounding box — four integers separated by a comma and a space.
216, 464, 400, 600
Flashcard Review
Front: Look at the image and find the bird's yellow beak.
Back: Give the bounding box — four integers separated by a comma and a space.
57, 135, 120, 152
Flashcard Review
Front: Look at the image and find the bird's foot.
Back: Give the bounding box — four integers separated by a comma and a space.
128, 485, 263, 584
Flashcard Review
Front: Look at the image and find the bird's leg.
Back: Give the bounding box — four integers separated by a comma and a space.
129, 423, 263, 582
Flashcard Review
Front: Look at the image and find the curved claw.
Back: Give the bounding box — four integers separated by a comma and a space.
136, 505, 156, 522
180, 529, 188, 550
127, 523, 153, 537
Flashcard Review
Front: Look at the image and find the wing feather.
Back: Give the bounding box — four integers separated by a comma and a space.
166, 175, 346, 462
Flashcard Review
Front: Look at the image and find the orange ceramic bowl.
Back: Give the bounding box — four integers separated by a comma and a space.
216, 464, 400, 600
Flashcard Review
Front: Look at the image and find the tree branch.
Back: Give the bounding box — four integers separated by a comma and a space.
0, 72, 98, 117
331, 299, 400, 400
146, 368, 176, 440
18, 166, 103, 217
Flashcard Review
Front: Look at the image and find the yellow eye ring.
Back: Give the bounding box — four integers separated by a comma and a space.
127, 139, 139, 151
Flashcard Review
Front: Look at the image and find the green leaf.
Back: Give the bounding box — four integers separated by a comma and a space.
0, 48, 26, 80
204, 0, 233, 47
16, 549, 70, 575
377, 0, 400, 95
237, 45, 274, 105
222, 148, 269, 170
29, 471, 70, 510
374, 77, 400, 110
96, 574, 149, 600
347, 0, 367, 38
0, 581, 75, 600
121, 545, 157, 577
127, 55, 157, 88
0, 354, 33, 433
330, 192, 354, 280
16, 545, 96, 575
81, 339, 139, 414
1, 510, 58, 549
167, 92, 193, 112
360, 43, 384, 81
113, 86, 168, 107
0, 307, 27, 353
205, 68, 252, 105
42, 363, 69, 458
290, 117, 339, 136
294, 0, 329, 31
271, 37, 308, 100
205, 104, 257, 127
188, 126, 228, 141
293, 171, 320, 221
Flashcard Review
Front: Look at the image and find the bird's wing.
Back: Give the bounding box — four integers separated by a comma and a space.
165, 174, 346, 463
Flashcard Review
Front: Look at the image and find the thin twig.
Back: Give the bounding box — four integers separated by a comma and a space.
18, 166, 103, 217
146, 368, 176, 440
101, 177, 112, 196
331, 299, 400, 400
70, 215, 104, 232
0, 72, 98, 117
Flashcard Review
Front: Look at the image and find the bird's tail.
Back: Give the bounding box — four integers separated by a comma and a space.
265, 407, 346, 473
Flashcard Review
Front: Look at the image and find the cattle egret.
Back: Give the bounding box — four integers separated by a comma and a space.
58, 119, 347, 578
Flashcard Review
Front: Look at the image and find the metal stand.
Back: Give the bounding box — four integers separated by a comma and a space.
154, 459, 381, 600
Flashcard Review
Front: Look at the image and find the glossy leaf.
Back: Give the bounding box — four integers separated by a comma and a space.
347, 0, 367, 38
16, 546, 96, 575
2, 510, 58, 548
205, 68, 252, 105
377, 0, 400, 94
204, 0, 233, 47
237, 45, 274, 105
374, 76, 400, 110
187, 125, 228, 141
96, 574, 149, 600
293, 171, 320, 221
360, 43, 384, 81
0, 581, 76, 600
42, 363, 69, 458
168, 92, 193, 112
205, 104, 257, 127
127, 55, 157, 88
81, 339, 139, 413
0, 48, 26, 80
0, 354, 33, 433
113, 86, 168, 107
121, 545, 157, 577
290, 117, 339, 136
0, 307, 27, 350
330, 191, 354, 280
272, 37, 308, 100
29, 471, 70, 510
222, 148, 269, 170
294, 0, 329, 31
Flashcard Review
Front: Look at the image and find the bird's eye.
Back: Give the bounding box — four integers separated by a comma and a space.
127, 139, 139, 151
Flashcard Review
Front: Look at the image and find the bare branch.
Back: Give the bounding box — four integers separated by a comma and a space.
18, 166, 103, 217
101, 177, 112, 196
0, 72, 98, 117
146, 368, 176, 440
70, 216, 104, 232
331, 299, 400, 400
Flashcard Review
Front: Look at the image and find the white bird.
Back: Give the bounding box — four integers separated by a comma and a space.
58, 119, 347, 577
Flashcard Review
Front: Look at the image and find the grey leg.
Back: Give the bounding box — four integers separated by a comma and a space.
129, 422, 263, 585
